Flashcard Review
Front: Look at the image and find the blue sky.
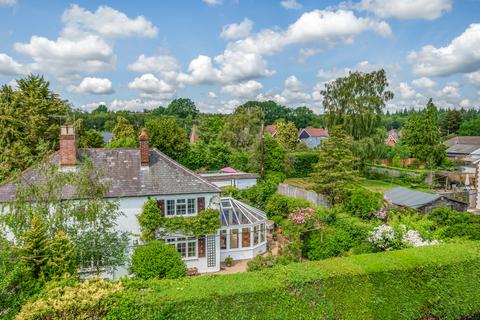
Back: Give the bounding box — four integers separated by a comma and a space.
0, 0, 479, 113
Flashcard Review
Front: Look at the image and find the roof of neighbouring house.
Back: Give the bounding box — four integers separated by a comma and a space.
264, 124, 277, 136
0, 148, 221, 203
384, 187, 440, 209
200, 171, 259, 181
444, 136, 480, 147
299, 127, 329, 138
446, 143, 480, 156
386, 129, 399, 142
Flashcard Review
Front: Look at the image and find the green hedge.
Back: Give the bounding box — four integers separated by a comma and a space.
106, 241, 480, 319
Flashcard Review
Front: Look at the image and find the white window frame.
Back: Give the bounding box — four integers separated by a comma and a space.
165, 236, 198, 259
164, 198, 198, 217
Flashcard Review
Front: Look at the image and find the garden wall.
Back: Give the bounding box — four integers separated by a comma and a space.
107, 241, 480, 320
277, 183, 329, 208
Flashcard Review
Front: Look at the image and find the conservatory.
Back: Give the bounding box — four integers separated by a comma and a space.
219, 197, 268, 261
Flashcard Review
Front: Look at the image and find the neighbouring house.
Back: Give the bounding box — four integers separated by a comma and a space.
264, 124, 277, 137
298, 127, 328, 148
386, 129, 399, 147
0, 125, 268, 278
102, 132, 113, 144
200, 167, 258, 189
384, 187, 468, 214
443, 136, 480, 161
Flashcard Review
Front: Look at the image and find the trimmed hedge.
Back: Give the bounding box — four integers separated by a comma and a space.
106, 241, 480, 319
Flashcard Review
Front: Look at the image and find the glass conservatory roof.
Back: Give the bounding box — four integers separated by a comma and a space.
220, 197, 267, 227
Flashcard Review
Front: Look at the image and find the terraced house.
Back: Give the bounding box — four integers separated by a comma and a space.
0, 125, 268, 278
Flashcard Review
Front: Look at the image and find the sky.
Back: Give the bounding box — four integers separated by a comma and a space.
0, 0, 479, 114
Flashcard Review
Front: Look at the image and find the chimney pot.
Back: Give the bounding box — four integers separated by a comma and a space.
139, 128, 149, 166
60, 124, 77, 166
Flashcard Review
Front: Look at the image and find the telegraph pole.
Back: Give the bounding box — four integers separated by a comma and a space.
260, 121, 265, 179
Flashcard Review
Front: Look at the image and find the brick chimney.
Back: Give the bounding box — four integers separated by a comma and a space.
139, 128, 149, 166
60, 124, 77, 166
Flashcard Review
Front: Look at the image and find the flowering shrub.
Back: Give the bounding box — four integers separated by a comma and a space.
367, 224, 440, 251
367, 225, 400, 251
288, 207, 315, 224
402, 230, 439, 247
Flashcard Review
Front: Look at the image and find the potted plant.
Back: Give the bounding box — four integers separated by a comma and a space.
224, 255, 233, 267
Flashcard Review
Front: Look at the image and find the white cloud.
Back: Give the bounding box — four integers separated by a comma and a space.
408, 24, 480, 77
281, 0, 302, 10
77, 101, 106, 112
128, 73, 176, 99
221, 80, 263, 98
61, 4, 158, 39
203, 0, 222, 6
15, 35, 115, 80
398, 82, 416, 99
220, 18, 253, 40
460, 99, 471, 108
0, 0, 15, 6
109, 99, 163, 111
128, 54, 179, 78
298, 48, 321, 63
230, 10, 391, 56
440, 82, 460, 99
70, 77, 114, 95
208, 91, 217, 98
177, 51, 274, 85
353, 0, 452, 20
412, 77, 436, 88
465, 71, 480, 88
281, 75, 311, 104
0, 53, 25, 76
317, 60, 383, 82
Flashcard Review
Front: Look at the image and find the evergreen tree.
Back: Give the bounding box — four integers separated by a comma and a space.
311, 127, 358, 205
110, 116, 137, 147
441, 109, 462, 135
21, 215, 49, 278
42, 231, 77, 280
275, 119, 298, 150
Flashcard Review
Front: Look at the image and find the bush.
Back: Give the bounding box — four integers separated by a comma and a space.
106, 242, 480, 319
264, 194, 312, 222
286, 151, 319, 178
16, 277, 122, 320
130, 241, 186, 280
344, 188, 383, 219
303, 228, 356, 260
427, 207, 480, 240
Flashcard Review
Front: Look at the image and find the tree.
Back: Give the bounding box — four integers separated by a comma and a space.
166, 98, 199, 119
322, 70, 394, 140
92, 104, 108, 113
221, 106, 263, 148
251, 135, 286, 173
441, 109, 462, 135
311, 127, 358, 205
146, 117, 187, 159
237, 100, 290, 124
109, 116, 137, 148
42, 231, 77, 280
79, 129, 104, 148
21, 215, 49, 279
458, 118, 480, 136
4, 159, 129, 274
402, 99, 446, 167
275, 119, 298, 150
291, 106, 320, 128
351, 127, 388, 166
0, 75, 70, 182
197, 115, 225, 144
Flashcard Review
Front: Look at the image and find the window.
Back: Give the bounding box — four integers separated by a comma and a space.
165, 236, 197, 258
242, 227, 250, 248
220, 230, 227, 250
165, 198, 197, 217
176, 199, 186, 215
230, 229, 239, 249
166, 199, 175, 216
187, 198, 196, 215
260, 223, 266, 243
253, 225, 259, 245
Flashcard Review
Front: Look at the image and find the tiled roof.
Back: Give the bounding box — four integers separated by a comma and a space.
444, 136, 480, 147
0, 148, 221, 203
300, 127, 329, 138
264, 124, 277, 135
446, 144, 480, 156
384, 187, 440, 209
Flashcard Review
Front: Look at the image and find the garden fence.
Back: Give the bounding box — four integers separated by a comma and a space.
277, 183, 329, 208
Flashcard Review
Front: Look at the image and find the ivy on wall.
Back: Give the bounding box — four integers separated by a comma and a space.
138, 199, 220, 240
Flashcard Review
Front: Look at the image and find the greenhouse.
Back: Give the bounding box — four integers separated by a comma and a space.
219, 197, 268, 261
